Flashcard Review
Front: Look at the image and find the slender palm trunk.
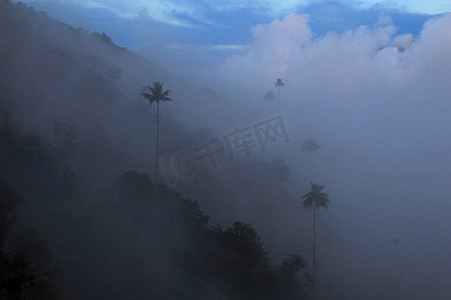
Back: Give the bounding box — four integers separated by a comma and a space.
312, 205, 317, 300
155, 100, 160, 185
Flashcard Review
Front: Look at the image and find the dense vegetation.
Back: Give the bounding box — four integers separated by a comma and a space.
0, 104, 309, 298
0, 1, 310, 298
0, 182, 60, 299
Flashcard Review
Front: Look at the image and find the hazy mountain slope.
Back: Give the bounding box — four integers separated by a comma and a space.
0, 2, 309, 299
1, 0, 232, 189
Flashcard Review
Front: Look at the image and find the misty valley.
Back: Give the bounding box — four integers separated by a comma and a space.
1, 1, 450, 299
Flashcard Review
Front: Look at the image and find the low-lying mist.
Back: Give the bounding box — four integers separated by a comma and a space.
1, 1, 450, 299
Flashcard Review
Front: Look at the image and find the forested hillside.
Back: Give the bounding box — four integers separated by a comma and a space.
0, 1, 309, 298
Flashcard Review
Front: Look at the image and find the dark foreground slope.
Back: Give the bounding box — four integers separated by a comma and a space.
0, 111, 309, 298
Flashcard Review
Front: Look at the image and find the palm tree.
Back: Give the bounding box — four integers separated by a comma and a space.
301, 138, 321, 161
302, 183, 330, 299
263, 90, 276, 103
274, 78, 284, 100
142, 82, 171, 185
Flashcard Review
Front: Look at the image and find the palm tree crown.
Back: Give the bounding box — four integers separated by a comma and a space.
301, 138, 321, 162
142, 82, 172, 104
302, 183, 329, 210
274, 78, 284, 101
274, 78, 284, 88
301, 138, 320, 153
263, 91, 276, 103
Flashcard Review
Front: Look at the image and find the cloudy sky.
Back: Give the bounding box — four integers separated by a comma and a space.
18, 0, 449, 76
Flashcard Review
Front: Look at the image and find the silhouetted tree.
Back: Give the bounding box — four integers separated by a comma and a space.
277, 254, 308, 299
301, 138, 321, 161
270, 157, 291, 182
112, 170, 155, 200
214, 222, 273, 297
224, 222, 266, 259
0, 182, 60, 299
274, 78, 284, 100
142, 82, 172, 185
279, 254, 307, 277
91, 32, 114, 45
302, 183, 330, 299
263, 91, 276, 103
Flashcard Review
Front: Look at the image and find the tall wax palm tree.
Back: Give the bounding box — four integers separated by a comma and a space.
274, 78, 284, 100
142, 82, 171, 185
302, 183, 330, 299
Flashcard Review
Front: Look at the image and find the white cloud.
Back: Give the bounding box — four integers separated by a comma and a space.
210, 14, 313, 89
206, 12, 451, 106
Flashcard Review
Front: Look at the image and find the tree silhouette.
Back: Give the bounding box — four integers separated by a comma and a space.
300, 138, 320, 161
263, 91, 276, 103
0, 182, 60, 299
142, 82, 171, 185
277, 254, 309, 299
274, 78, 284, 100
302, 183, 330, 299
